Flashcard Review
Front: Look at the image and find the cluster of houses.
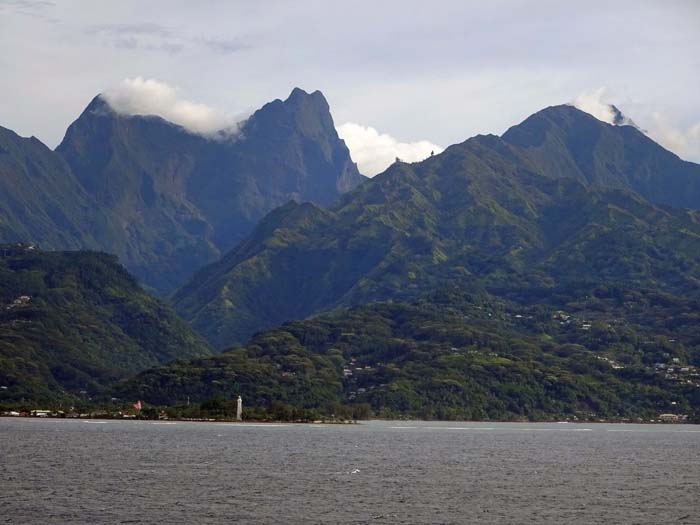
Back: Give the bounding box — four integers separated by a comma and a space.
657, 413, 689, 423
342, 357, 379, 378
2, 409, 57, 417
342, 357, 359, 377
548, 310, 700, 387
654, 360, 700, 386
0, 409, 150, 419
595, 355, 625, 369
343, 358, 385, 401
0, 242, 37, 260
1, 244, 37, 313
4, 295, 31, 311
551, 309, 624, 332
552, 310, 572, 325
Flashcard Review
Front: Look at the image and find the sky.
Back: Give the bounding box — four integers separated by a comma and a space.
1, 0, 699, 175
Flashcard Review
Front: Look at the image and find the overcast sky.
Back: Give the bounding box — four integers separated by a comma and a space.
1, 0, 698, 175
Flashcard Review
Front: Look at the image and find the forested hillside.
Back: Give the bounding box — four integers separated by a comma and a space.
0, 245, 211, 401
120, 287, 700, 421
174, 106, 700, 348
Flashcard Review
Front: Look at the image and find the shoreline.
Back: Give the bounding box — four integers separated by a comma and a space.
1, 414, 695, 425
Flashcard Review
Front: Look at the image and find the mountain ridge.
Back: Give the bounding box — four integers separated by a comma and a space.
120, 287, 700, 421
502, 104, 700, 209
0, 125, 120, 252
173, 104, 700, 348
0, 88, 365, 292
0, 245, 211, 401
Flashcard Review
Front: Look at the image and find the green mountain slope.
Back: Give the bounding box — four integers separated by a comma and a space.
0, 245, 211, 401
502, 104, 700, 209
119, 289, 700, 421
0, 126, 120, 252
0, 88, 364, 293
173, 114, 700, 348
53, 88, 364, 292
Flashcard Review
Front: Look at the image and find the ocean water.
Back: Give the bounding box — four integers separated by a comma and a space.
1, 419, 699, 524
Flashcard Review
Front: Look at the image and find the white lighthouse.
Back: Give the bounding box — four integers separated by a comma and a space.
236, 396, 243, 421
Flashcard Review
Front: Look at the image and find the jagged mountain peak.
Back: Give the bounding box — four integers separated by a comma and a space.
72, 94, 112, 118
498, 103, 700, 209
609, 104, 643, 130
500, 103, 659, 156
170, 99, 700, 347
243, 87, 335, 138
0, 125, 52, 153
41, 88, 365, 292
62, 93, 191, 137
63, 86, 340, 150
287, 86, 327, 103
505, 103, 642, 138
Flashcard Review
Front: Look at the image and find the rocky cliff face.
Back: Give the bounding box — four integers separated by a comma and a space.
0, 88, 365, 292
55, 87, 364, 291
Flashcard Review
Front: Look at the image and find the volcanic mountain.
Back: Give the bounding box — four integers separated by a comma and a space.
0, 245, 211, 401
0, 88, 364, 292
172, 105, 700, 348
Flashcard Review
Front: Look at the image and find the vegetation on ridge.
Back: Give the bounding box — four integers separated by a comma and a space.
173, 109, 700, 348
120, 287, 700, 422
0, 88, 363, 293
0, 245, 211, 401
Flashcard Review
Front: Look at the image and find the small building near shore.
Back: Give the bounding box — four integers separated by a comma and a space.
658, 413, 687, 423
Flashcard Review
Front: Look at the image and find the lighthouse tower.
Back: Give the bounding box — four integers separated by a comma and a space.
236, 396, 243, 421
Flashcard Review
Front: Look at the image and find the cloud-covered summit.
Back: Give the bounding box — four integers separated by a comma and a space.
97, 79, 700, 176
571, 88, 640, 129
337, 122, 442, 177
99, 78, 442, 175
650, 113, 700, 162
102, 77, 244, 137
572, 87, 699, 161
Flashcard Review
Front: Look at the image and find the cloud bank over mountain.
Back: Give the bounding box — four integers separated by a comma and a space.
99, 78, 442, 174
99, 78, 700, 176
102, 77, 243, 136
2, 2, 698, 165
337, 122, 442, 176
573, 87, 700, 161
572, 87, 621, 125
650, 113, 700, 161
571, 87, 640, 128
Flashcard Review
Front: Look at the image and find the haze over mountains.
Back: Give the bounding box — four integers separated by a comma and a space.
0, 88, 364, 292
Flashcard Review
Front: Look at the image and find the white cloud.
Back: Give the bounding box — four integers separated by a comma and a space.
337, 122, 442, 176
102, 77, 242, 137
571, 88, 700, 162
649, 113, 700, 161
572, 87, 617, 124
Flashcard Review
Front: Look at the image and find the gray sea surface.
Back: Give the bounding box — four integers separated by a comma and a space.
1, 418, 699, 524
